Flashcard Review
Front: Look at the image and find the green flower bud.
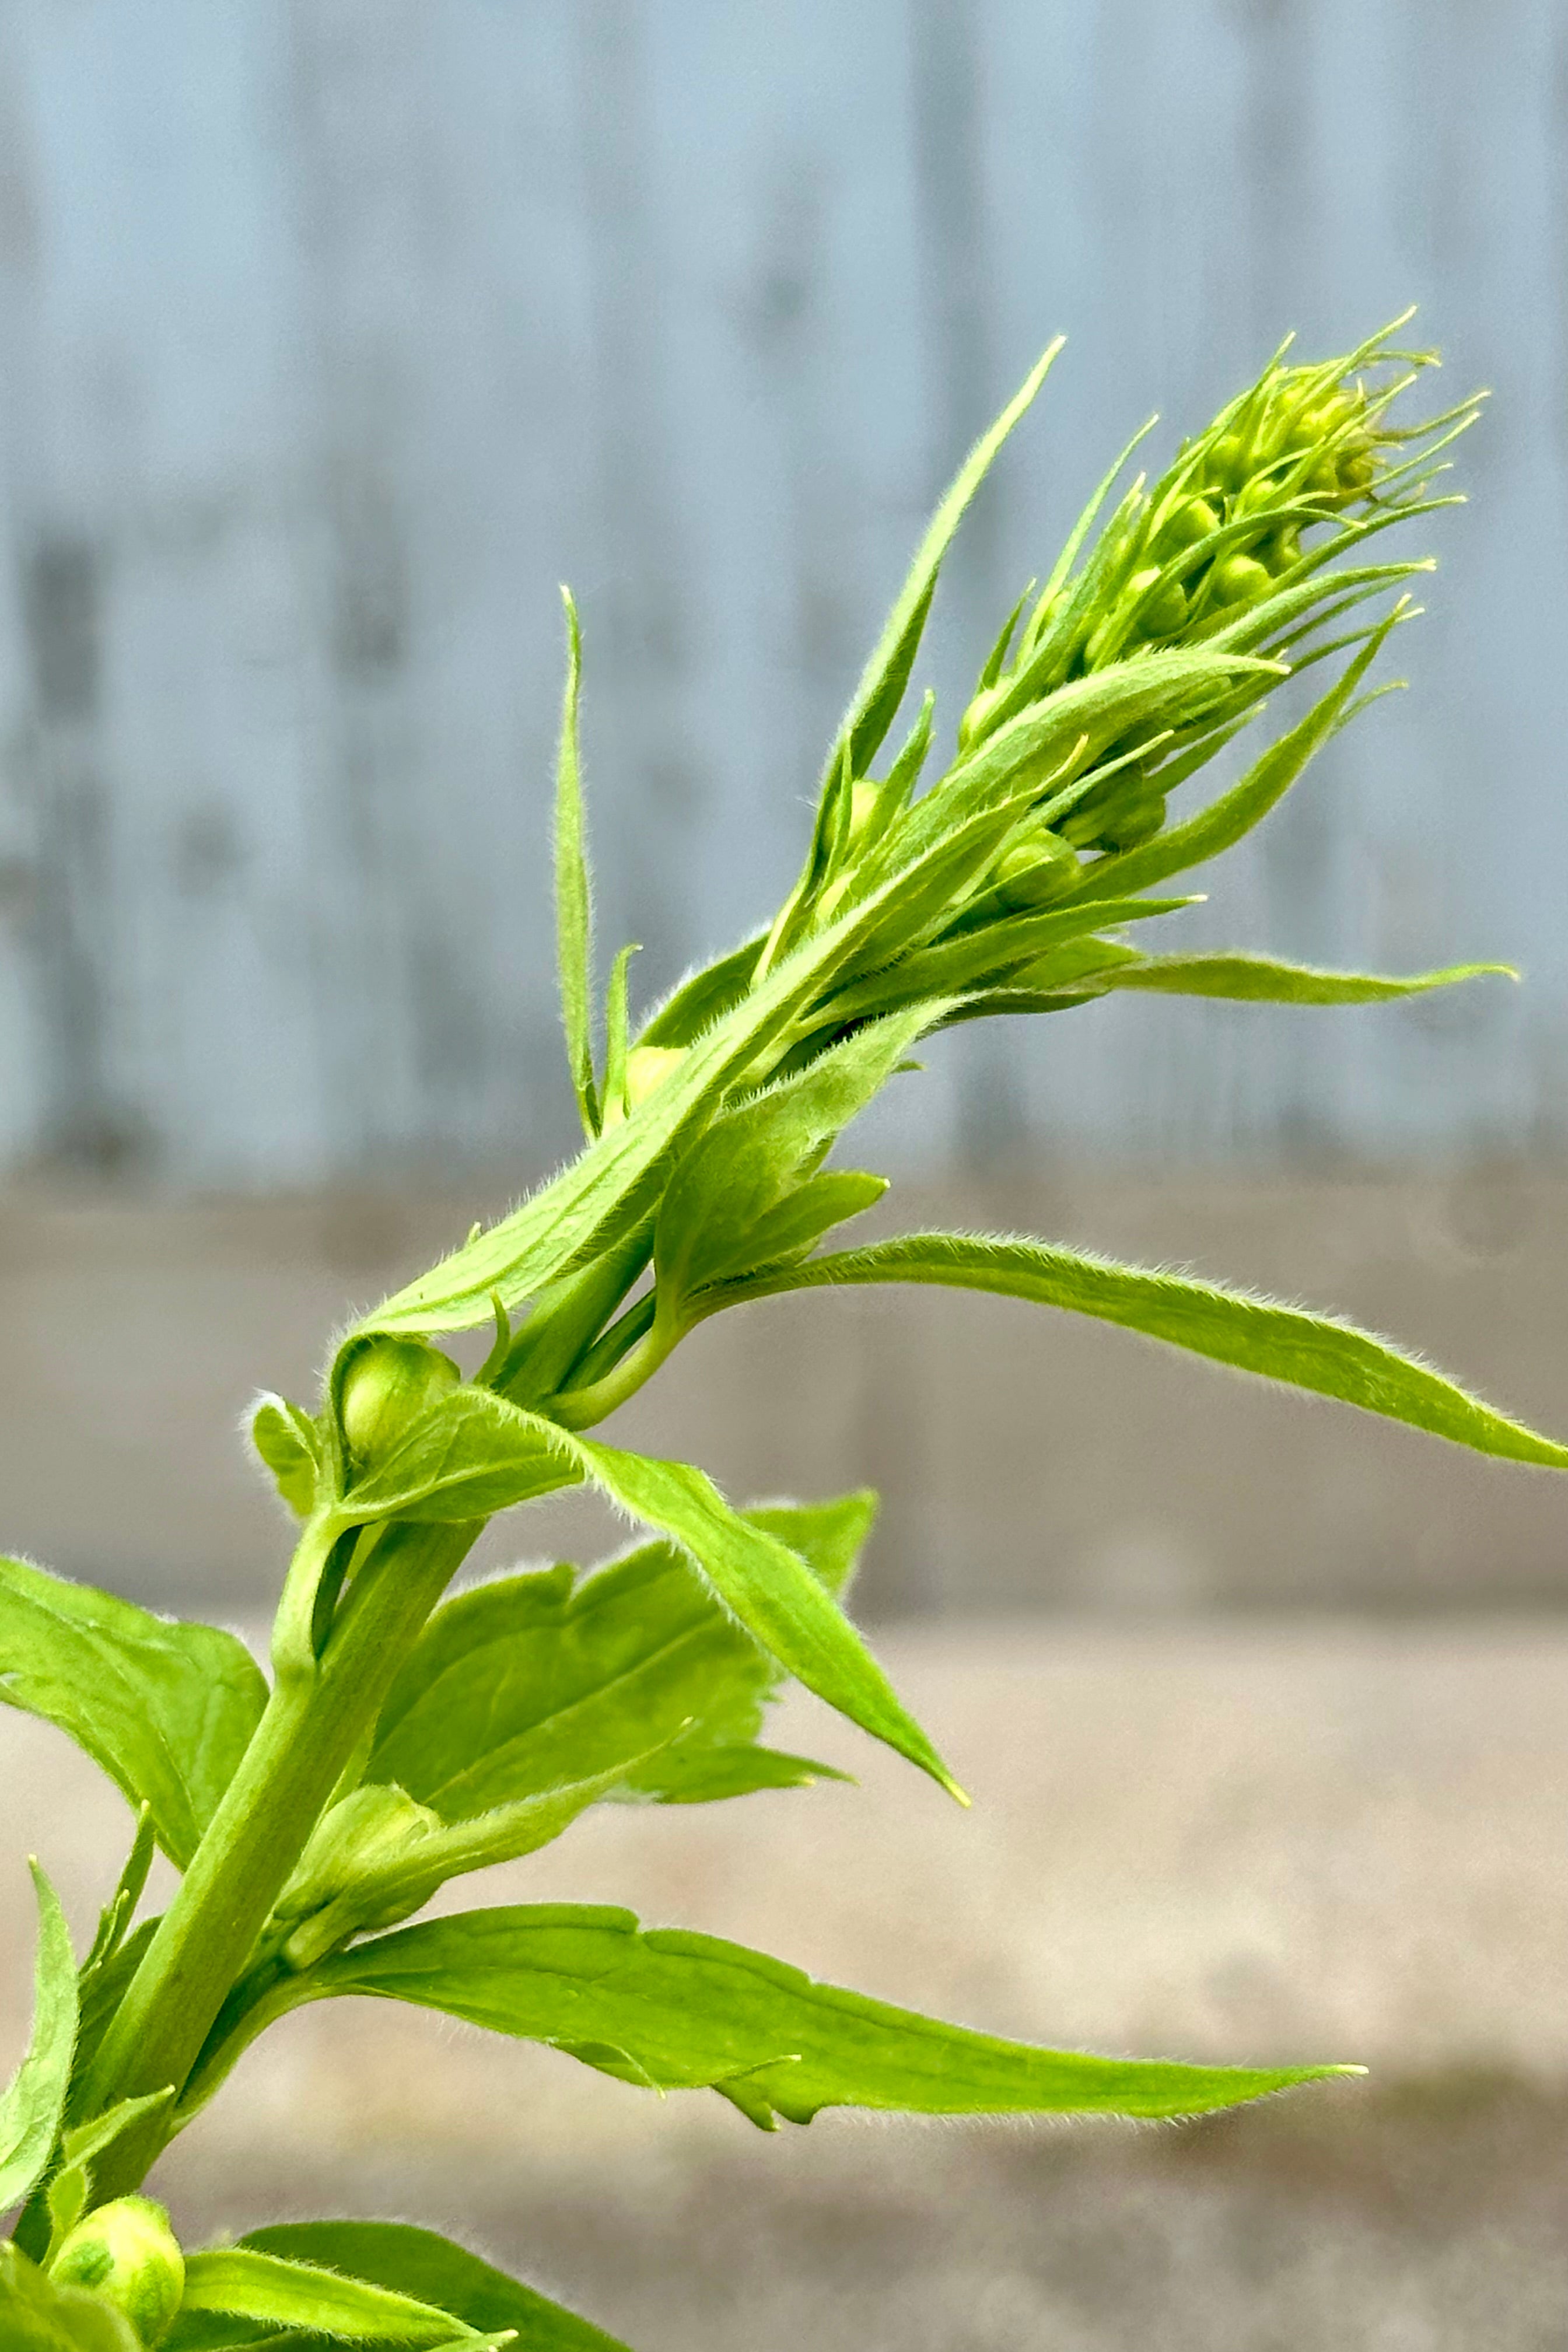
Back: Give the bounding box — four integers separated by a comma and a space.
847, 776, 881, 837
991, 824, 1082, 911
1263, 523, 1302, 574
1206, 431, 1250, 492
1154, 495, 1220, 554
1209, 551, 1273, 607
338, 1335, 460, 1471
1126, 564, 1188, 640
50, 2197, 185, 2348
274, 1782, 440, 1938
624, 1041, 687, 1108
957, 681, 1007, 752
1060, 778, 1167, 853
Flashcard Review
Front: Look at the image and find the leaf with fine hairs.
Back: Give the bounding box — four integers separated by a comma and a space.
1100, 951, 1514, 1005
554, 587, 598, 1139
0, 1559, 268, 1869
290, 1903, 1353, 2129
707, 1233, 1568, 1469
368, 1493, 877, 1817
338, 1385, 954, 1792
0, 1863, 78, 2216
237, 2220, 630, 2352
176, 2248, 472, 2345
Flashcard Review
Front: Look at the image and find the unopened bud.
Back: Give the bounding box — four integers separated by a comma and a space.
624, 1042, 687, 1108
338, 1336, 459, 1471
992, 825, 1082, 911
1210, 551, 1273, 608
1126, 564, 1188, 640
1062, 777, 1167, 853
275, 1783, 440, 1936
958, 682, 1007, 754
50, 2197, 185, 2347
1155, 495, 1220, 554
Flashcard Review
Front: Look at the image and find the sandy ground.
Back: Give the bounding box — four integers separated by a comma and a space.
5, 1618, 1567, 2349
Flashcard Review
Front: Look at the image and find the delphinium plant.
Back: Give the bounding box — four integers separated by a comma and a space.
4, 314, 1564, 2351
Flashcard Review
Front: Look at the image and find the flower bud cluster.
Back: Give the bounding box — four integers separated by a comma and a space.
954, 345, 1419, 883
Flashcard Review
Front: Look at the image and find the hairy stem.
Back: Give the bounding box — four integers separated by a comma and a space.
79, 1516, 480, 2202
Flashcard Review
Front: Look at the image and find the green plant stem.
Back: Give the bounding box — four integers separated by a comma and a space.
79, 1517, 480, 2204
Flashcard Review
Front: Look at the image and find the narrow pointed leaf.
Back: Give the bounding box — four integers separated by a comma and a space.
0, 1559, 268, 1868
1069, 615, 1403, 907
239, 2221, 630, 2352
709, 1233, 1568, 1469
0, 1864, 78, 2215
293, 1903, 1350, 2127
178, 2248, 470, 2345
1101, 952, 1514, 1005
830, 338, 1064, 785
554, 588, 598, 1139
249, 1395, 323, 1518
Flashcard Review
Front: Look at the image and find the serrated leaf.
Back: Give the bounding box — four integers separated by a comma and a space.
369, 1494, 876, 1817
0, 1559, 269, 1869
294, 1902, 1350, 2127
0, 1864, 78, 2216
237, 2221, 629, 2352
0, 2243, 141, 2352
349, 1393, 947, 1787
177, 2248, 471, 2344
1101, 951, 1514, 1005
709, 1233, 1568, 1468
250, 1396, 322, 1518
554, 588, 598, 1140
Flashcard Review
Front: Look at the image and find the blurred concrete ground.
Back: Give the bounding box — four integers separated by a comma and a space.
4, 1172, 1567, 2347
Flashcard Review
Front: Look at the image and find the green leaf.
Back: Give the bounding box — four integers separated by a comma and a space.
1066, 611, 1401, 903
177, 2248, 471, 2345
653, 1008, 929, 1310
0, 2243, 141, 2352
271, 1765, 636, 1975
831, 339, 1064, 787
0, 1559, 269, 1869
44, 2090, 175, 2260
337, 1377, 947, 1786
250, 1396, 323, 1518
369, 1494, 877, 1818
340, 1388, 578, 1525
562, 1439, 958, 1795
239, 2221, 630, 2352
0, 1864, 78, 2216
554, 587, 598, 1140
296, 1903, 1350, 2127
710, 1233, 1568, 1469
80, 1809, 155, 1980
358, 649, 1266, 1343
1100, 951, 1514, 1005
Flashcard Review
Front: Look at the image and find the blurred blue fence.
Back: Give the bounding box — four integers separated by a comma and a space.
0, 0, 1563, 1186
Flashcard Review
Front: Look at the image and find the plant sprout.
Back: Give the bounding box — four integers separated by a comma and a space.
3, 314, 1559, 2351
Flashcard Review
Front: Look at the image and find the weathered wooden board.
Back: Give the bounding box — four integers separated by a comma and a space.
0, 0, 1561, 1184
